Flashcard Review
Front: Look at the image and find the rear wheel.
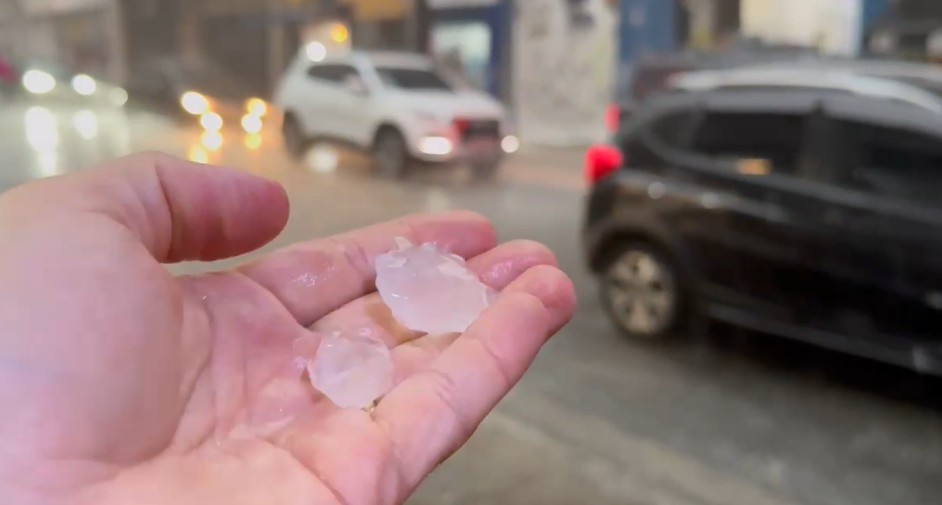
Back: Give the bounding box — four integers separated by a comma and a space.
282, 114, 306, 159
600, 242, 686, 340
373, 128, 409, 179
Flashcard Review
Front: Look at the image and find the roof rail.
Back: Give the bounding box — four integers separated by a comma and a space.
669, 68, 942, 113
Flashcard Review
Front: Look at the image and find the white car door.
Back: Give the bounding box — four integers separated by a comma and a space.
301, 63, 360, 140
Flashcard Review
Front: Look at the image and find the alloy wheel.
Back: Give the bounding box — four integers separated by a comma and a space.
604, 248, 678, 338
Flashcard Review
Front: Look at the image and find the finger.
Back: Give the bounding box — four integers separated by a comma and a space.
372, 265, 575, 492
1, 152, 289, 263
390, 254, 567, 381
310, 239, 557, 349
239, 211, 496, 327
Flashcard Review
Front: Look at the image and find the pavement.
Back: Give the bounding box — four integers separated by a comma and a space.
2, 97, 941, 505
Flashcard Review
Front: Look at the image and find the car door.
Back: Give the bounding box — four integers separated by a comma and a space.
302, 63, 361, 140
339, 63, 377, 147
813, 96, 942, 358
663, 92, 823, 316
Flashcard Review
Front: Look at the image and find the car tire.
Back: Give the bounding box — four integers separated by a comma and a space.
283, 114, 307, 159
599, 242, 687, 340
373, 128, 410, 179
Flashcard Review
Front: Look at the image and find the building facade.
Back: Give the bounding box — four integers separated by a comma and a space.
0, 0, 125, 82
514, 0, 618, 146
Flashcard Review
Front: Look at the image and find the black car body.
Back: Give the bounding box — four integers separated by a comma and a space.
585, 68, 942, 374
612, 40, 818, 129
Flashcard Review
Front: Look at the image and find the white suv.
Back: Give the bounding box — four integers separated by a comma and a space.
275, 50, 516, 178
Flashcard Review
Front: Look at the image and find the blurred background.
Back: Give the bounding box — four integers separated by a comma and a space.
2, 1, 942, 504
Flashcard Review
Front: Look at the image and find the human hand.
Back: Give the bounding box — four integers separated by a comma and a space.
0, 153, 575, 505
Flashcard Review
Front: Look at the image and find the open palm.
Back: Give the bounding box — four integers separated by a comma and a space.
0, 154, 575, 505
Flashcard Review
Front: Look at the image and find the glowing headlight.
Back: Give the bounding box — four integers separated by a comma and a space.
246, 97, 268, 117
22, 70, 56, 95
200, 112, 223, 131
241, 114, 263, 134
71, 74, 97, 96
181, 91, 210, 115
418, 136, 453, 156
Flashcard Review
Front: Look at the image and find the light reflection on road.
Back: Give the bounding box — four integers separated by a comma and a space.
24, 106, 60, 178
72, 110, 99, 140
305, 143, 340, 173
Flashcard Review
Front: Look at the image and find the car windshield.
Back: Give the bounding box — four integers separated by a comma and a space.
375, 66, 451, 91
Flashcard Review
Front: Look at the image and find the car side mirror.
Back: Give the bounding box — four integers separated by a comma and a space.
344, 75, 369, 97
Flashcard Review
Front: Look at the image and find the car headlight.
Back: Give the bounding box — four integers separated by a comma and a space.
241, 113, 263, 134
22, 70, 56, 95
246, 97, 268, 117
181, 91, 210, 115
199, 112, 223, 131
71, 74, 97, 96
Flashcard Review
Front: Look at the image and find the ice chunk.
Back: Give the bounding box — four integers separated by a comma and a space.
375, 237, 494, 335
308, 331, 394, 410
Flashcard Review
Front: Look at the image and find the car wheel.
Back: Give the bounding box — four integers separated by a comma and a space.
600, 243, 685, 340
283, 115, 306, 159
373, 128, 409, 179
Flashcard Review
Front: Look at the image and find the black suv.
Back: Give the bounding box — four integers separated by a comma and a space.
584, 68, 942, 375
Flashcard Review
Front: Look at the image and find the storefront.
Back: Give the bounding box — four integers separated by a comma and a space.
428, 0, 512, 100
741, 0, 862, 55
515, 0, 618, 145
15, 0, 123, 81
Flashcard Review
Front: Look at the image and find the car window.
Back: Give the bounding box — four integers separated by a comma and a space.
307, 64, 356, 84
839, 121, 942, 207
647, 110, 696, 148
689, 111, 805, 173
619, 109, 695, 168
375, 67, 451, 91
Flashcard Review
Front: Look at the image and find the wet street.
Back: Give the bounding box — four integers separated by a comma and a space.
2, 98, 941, 505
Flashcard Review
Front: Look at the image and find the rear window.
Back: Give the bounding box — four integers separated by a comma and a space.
840, 121, 942, 207
375, 67, 451, 91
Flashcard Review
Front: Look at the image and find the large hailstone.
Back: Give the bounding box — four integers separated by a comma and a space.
308, 330, 394, 410
375, 237, 495, 335
306, 237, 495, 410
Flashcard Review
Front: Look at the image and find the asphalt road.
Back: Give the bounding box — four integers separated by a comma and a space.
1, 97, 941, 505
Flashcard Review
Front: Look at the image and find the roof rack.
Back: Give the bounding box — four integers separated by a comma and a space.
669, 68, 942, 113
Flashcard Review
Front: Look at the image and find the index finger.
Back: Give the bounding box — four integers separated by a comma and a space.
239, 211, 496, 327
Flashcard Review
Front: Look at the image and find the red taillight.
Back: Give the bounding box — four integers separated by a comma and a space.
453, 118, 470, 135
584, 144, 623, 184
605, 104, 621, 134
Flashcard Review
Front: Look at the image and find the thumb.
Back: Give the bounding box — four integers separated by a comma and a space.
1, 152, 289, 263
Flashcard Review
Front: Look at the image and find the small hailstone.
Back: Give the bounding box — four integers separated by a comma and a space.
308, 331, 394, 409
375, 237, 495, 335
